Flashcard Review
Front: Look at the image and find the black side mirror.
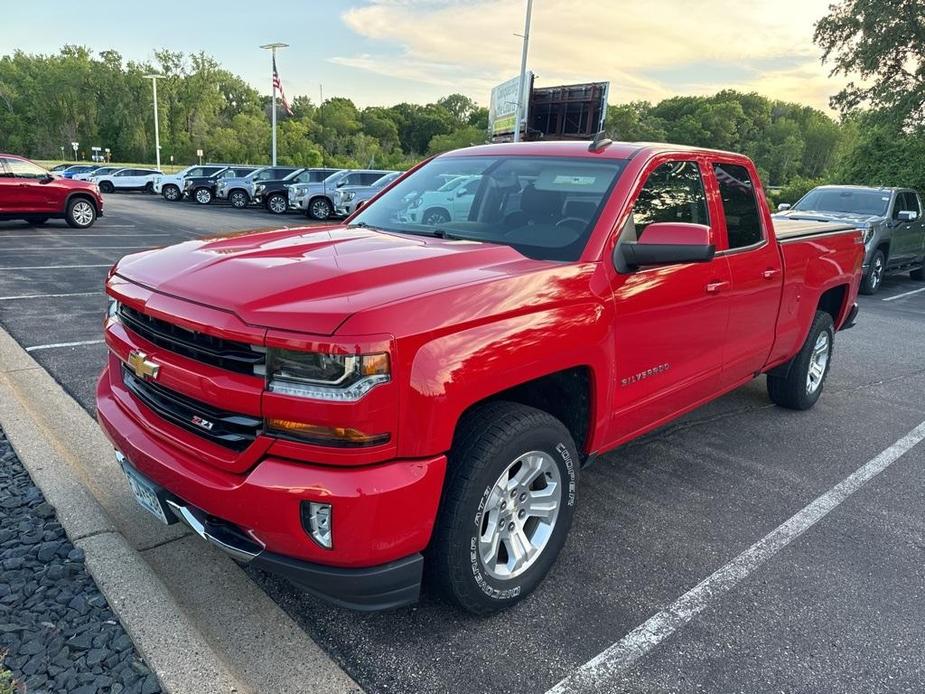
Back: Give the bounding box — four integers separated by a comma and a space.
40, 174, 55, 184
614, 222, 715, 273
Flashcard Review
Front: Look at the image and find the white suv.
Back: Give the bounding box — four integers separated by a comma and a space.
91, 168, 163, 194
154, 165, 227, 201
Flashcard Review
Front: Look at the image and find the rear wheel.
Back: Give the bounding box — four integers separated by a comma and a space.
229, 190, 250, 209
99, 181, 114, 194
428, 401, 579, 614
194, 188, 213, 205
65, 198, 97, 229
307, 197, 332, 220
144, 182, 154, 194
162, 185, 181, 201
266, 192, 288, 215
767, 311, 834, 410
860, 250, 885, 295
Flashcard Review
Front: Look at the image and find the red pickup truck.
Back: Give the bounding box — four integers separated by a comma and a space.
97, 141, 863, 614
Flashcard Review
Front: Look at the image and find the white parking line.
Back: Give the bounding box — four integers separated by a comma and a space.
882, 286, 925, 302
547, 419, 925, 694
94, 224, 137, 228
25, 339, 105, 352
0, 264, 111, 270
0, 292, 99, 301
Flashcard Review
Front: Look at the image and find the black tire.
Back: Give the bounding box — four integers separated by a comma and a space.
422, 208, 450, 226
229, 190, 250, 209
428, 401, 579, 615
144, 182, 154, 194
193, 187, 213, 205
767, 311, 834, 411
65, 197, 97, 229
99, 181, 114, 194
266, 192, 288, 215
910, 265, 924, 281
307, 197, 332, 220
860, 249, 885, 295
162, 185, 181, 201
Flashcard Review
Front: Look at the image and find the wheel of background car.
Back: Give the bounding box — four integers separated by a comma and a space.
99, 181, 114, 194
144, 182, 153, 193
230, 190, 250, 209
422, 208, 450, 225
162, 185, 180, 201
267, 193, 288, 215
65, 197, 97, 229
860, 249, 885, 295
308, 197, 332, 220
910, 265, 924, 281
194, 188, 212, 205
428, 401, 578, 615
767, 310, 834, 411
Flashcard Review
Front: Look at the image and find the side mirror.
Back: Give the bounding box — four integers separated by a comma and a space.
897, 210, 917, 222
777, 203, 791, 211
40, 174, 54, 184
614, 222, 715, 273
336, 180, 346, 188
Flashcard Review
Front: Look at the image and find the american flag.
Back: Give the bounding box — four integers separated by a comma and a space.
272, 56, 294, 116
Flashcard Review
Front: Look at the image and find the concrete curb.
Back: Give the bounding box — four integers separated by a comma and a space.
0, 327, 359, 693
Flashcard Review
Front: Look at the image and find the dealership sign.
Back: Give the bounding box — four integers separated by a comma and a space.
489, 72, 534, 138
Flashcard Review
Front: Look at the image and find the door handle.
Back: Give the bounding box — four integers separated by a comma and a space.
762, 268, 781, 280
706, 281, 729, 294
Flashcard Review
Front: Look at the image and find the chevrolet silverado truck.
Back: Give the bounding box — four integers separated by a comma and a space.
1, 154, 103, 228
775, 185, 925, 294
97, 141, 863, 614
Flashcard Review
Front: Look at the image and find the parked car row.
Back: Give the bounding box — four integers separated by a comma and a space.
155, 163, 401, 220
773, 185, 925, 294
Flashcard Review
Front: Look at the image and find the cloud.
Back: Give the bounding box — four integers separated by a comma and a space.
333, 0, 846, 110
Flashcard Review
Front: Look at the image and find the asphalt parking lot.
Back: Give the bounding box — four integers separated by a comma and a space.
1, 194, 924, 693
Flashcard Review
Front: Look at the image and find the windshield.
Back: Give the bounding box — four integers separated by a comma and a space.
351, 155, 627, 262
793, 188, 891, 216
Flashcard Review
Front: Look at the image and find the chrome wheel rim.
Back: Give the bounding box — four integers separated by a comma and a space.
478, 450, 561, 581
311, 200, 330, 219
72, 201, 94, 226
195, 189, 211, 204
269, 196, 287, 214
165, 187, 178, 200
806, 331, 830, 395
871, 256, 884, 289
424, 211, 449, 225
232, 192, 247, 208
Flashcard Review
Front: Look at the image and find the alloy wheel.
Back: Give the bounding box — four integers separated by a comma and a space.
310, 199, 331, 219
871, 255, 884, 290
269, 195, 287, 214
195, 189, 212, 204
71, 201, 94, 227
806, 331, 830, 395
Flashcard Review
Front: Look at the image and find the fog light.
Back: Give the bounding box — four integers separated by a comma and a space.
301, 502, 333, 549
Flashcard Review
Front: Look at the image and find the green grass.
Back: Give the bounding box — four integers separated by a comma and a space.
0, 652, 14, 694
36, 160, 186, 174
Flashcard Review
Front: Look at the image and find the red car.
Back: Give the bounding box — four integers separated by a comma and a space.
97, 141, 863, 613
0, 154, 103, 228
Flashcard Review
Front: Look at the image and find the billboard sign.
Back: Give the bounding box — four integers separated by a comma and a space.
489, 72, 534, 139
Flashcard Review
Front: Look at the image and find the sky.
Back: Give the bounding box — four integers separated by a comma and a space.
4, 0, 846, 111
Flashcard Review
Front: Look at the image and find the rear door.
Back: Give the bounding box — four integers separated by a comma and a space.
708, 160, 784, 385
891, 192, 923, 264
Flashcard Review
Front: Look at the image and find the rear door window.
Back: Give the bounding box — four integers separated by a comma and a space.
712, 162, 764, 249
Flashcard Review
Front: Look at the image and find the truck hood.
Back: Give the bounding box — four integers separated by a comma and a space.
115, 225, 541, 336
774, 209, 885, 227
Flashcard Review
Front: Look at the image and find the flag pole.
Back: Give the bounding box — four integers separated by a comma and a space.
260, 42, 289, 166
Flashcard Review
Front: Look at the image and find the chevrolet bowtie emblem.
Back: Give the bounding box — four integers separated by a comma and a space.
127, 350, 160, 380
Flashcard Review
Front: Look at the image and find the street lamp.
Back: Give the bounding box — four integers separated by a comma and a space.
260, 42, 289, 166
143, 74, 165, 170
513, 0, 534, 143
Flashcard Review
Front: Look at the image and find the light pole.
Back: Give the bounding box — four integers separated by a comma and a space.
143, 74, 164, 170
513, 0, 534, 143
260, 42, 289, 166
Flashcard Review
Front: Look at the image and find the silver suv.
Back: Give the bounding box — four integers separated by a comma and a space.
289, 169, 394, 220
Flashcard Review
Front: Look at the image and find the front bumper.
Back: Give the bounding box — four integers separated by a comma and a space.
96, 363, 446, 610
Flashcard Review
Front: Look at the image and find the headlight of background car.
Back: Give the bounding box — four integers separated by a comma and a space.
344, 192, 356, 202
255, 184, 265, 193
862, 227, 875, 244
266, 349, 389, 402
184, 179, 193, 189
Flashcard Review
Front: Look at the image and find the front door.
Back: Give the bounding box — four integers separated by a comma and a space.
1, 157, 56, 213
607, 157, 732, 444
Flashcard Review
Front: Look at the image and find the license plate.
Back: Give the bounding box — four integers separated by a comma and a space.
121, 463, 170, 525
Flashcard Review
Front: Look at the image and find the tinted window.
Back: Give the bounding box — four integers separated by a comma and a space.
713, 163, 763, 248
632, 161, 709, 238
360, 173, 385, 185
3, 158, 48, 179
895, 192, 920, 218
793, 188, 890, 216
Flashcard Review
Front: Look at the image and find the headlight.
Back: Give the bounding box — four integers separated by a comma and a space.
256, 184, 265, 193
266, 349, 390, 401
184, 179, 193, 189
154, 176, 161, 184
106, 298, 120, 324
409, 196, 422, 209
862, 227, 875, 244
344, 192, 355, 202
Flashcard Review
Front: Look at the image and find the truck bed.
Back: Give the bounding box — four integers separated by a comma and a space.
772, 217, 858, 242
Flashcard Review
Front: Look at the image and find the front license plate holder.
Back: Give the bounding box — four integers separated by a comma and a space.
120, 460, 175, 525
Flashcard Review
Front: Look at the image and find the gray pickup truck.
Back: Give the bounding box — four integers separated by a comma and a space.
775, 185, 925, 294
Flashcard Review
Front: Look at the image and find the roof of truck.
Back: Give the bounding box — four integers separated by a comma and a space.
446, 140, 752, 161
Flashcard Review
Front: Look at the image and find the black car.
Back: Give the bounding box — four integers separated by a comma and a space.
255, 168, 341, 215
184, 166, 260, 205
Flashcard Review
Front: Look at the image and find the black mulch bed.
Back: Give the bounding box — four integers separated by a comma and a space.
0, 427, 160, 694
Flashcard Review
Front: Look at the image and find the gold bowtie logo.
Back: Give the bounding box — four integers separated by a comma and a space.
127, 350, 160, 380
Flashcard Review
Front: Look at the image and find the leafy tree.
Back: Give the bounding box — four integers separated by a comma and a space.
428, 125, 487, 154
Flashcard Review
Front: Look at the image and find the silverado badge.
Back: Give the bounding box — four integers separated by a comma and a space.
127, 350, 160, 380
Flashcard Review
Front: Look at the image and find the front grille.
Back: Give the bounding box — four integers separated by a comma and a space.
119, 305, 264, 375
122, 366, 261, 451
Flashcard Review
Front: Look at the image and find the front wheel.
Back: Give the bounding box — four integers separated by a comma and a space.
307, 197, 332, 220
99, 181, 114, 194
229, 190, 250, 209
162, 185, 181, 201
194, 188, 213, 205
860, 249, 885, 295
266, 192, 288, 215
767, 311, 834, 410
428, 401, 579, 614
65, 198, 97, 229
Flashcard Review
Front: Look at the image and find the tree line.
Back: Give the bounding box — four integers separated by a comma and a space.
1, 0, 922, 204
